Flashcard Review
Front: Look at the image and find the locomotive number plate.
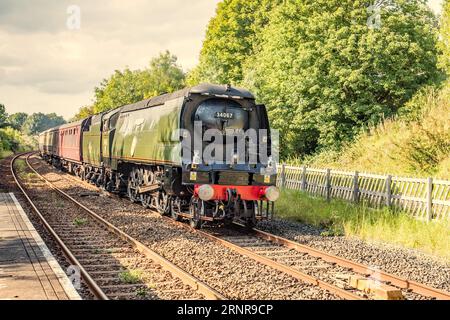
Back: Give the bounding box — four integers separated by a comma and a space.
215, 112, 234, 119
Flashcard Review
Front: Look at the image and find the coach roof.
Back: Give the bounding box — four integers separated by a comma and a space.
120, 83, 255, 113
58, 119, 84, 130
190, 83, 254, 99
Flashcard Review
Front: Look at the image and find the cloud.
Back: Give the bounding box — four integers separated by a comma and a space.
0, 0, 220, 119
0, 0, 68, 33
0, 85, 92, 117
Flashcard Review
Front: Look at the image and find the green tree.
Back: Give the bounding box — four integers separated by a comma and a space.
8, 112, 28, 130
246, 0, 441, 156
73, 51, 186, 118
92, 68, 146, 114
141, 50, 186, 97
439, 0, 450, 74
188, 0, 281, 85
0, 127, 36, 154
22, 113, 66, 135
71, 106, 95, 121
0, 104, 8, 128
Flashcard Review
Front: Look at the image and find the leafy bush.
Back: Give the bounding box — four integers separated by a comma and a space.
73, 51, 185, 120
439, 0, 450, 73
8, 112, 28, 130
0, 127, 36, 158
119, 270, 143, 284
191, 0, 441, 157
304, 81, 450, 178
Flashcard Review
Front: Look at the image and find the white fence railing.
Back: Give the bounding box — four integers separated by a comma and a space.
276, 165, 450, 221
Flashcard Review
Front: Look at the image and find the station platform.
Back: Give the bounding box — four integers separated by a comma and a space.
0, 193, 80, 300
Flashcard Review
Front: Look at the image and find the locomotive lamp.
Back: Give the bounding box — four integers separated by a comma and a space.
265, 186, 280, 202
198, 184, 215, 201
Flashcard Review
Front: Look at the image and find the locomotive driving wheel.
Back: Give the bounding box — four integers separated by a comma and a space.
189, 198, 204, 229
141, 194, 152, 209
170, 197, 182, 221
127, 169, 142, 203
156, 191, 171, 216
244, 200, 257, 230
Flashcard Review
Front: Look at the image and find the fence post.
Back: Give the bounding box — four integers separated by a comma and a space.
353, 171, 359, 203
301, 166, 307, 191
385, 175, 392, 208
326, 169, 331, 202
280, 163, 286, 189
426, 177, 433, 221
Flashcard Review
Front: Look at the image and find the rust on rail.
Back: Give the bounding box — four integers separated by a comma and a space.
249, 226, 450, 300
11, 152, 108, 300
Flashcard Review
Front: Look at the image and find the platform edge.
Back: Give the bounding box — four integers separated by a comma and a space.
9, 192, 82, 300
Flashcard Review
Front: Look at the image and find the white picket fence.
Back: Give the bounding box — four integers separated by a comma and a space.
277, 165, 450, 221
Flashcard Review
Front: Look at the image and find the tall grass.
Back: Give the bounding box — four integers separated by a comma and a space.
276, 189, 450, 261
297, 82, 450, 179
0, 150, 13, 160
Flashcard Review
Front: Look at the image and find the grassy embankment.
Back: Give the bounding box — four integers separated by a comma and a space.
279, 83, 450, 260
293, 82, 450, 179
276, 189, 449, 261
0, 127, 36, 159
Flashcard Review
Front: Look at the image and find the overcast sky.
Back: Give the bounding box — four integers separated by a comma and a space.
0, 0, 444, 119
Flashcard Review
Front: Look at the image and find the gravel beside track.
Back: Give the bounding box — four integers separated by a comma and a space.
256, 219, 450, 292
13, 155, 207, 300
27, 155, 449, 299
29, 155, 338, 300
0, 156, 93, 299
202, 227, 430, 300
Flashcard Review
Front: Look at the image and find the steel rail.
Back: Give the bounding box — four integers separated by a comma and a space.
28, 153, 450, 300
25, 153, 225, 300
10, 153, 108, 300
159, 217, 364, 300
246, 225, 450, 300
195, 227, 365, 300
25, 153, 363, 299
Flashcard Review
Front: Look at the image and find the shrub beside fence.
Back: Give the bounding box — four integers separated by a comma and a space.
277, 165, 450, 221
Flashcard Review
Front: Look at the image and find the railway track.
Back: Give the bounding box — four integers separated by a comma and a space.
24, 153, 450, 300
241, 226, 450, 300
191, 223, 450, 300
10, 152, 224, 300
